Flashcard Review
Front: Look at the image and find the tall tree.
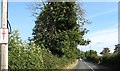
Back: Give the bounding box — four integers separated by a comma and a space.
100, 47, 110, 56
32, 2, 90, 57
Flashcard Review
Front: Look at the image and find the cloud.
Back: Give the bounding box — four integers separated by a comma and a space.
89, 8, 117, 19
88, 28, 118, 45
78, 27, 118, 55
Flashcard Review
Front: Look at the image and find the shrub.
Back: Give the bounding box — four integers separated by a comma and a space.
9, 30, 78, 69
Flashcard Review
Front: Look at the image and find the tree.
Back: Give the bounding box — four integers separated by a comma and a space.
79, 51, 85, 59
114, 44, 120, 53
100, 47, 110, 56
8, 30, 23, 51
85, 50, 98, 57
85, 50, 100, 63
8, 30, 24, 69
32, 2, 90, 57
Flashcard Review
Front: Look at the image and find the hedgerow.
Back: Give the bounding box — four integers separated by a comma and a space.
8, 30, 77, 69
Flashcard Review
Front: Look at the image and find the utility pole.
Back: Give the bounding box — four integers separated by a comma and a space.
1, 0, 8, 71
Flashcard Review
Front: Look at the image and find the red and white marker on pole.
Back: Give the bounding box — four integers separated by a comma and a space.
0, 29, 8, 43
2, 29, 6, 40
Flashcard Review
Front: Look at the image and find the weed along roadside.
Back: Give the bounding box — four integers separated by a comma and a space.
63, 60, 78, 69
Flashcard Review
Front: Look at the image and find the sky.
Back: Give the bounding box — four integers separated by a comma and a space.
77, 2, 118, 55
0, 0, 120, 2
0, 2, 35, 41
0, 1, 118, 55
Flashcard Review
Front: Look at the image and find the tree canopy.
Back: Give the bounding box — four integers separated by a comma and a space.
100, 47, 110, 56
32, 2, 90, 58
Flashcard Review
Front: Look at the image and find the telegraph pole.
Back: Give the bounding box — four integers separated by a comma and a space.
1, 0, 8, 71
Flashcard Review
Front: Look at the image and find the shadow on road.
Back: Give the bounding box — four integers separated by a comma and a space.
72, 59, 118, 71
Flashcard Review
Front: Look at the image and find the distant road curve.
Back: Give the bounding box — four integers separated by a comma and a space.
72, 59, 115, 71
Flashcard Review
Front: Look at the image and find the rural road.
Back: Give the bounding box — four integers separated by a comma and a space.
72, 59, 115, 71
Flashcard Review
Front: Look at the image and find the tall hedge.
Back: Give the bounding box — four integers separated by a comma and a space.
8, 30, 76, 69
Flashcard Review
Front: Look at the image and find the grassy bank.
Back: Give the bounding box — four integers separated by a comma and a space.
63, 59, 78, 69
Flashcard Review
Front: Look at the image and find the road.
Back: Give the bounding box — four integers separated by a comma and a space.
72, 59, 115, 71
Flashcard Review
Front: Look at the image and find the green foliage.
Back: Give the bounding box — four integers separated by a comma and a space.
9, 2, 89, 69
114, 44, 120, 53
8, 32, 41, 69
100, 48, 110, 56
79, 51, 85, 59
99, 46, 120, 68
32, 2, 89, 59
85, 50, 100, 63
101, 52, 120, 69
8, 30, 77, 69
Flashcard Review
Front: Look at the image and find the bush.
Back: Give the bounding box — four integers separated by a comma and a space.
101, 52, 120, 69
8, 30, 77, 69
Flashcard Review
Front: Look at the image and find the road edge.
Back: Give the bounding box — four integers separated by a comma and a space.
63, 59, 78, 69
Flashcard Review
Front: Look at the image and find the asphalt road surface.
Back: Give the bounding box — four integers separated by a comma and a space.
72, 59, 115, 71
